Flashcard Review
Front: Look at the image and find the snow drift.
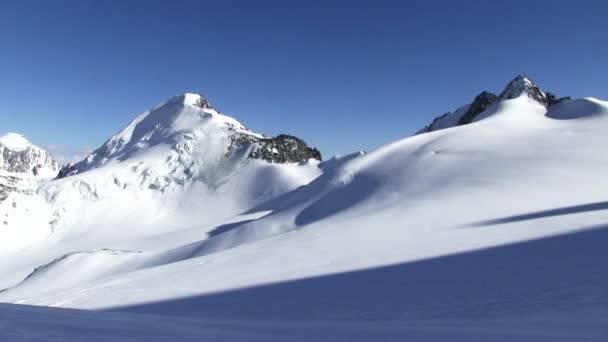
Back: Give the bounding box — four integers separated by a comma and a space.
1, 76, 607, 341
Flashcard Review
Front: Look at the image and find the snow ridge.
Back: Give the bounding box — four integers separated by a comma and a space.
418, 74, 570, 134
498, 74, 547, 104
0, 83, 607, 341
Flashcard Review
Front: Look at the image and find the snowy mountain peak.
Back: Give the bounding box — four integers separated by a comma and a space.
161, 93, 215, 110
61, 93, 322, 182
418, 75, 574, 134
183, 93, 214, 110
498, 74, 547, 104
0, 132, 59, 178
0, 133, 32, 152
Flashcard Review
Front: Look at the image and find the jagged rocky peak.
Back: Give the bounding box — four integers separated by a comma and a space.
498, 75, 571, 107
0, 133, 59, 177
417, 75, 572, 135
249, 134, 322, 163
185, 93, 214, 110
498, 74, 547, 104
457, 91, 498, 125
60, 93, 322, 179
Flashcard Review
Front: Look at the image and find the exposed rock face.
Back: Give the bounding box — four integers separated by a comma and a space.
457, 91, 498, 125
227, 128, 322, 164
424, 112, 451, 133
58, 93, 322, 182
545, 92, 571, 107
0, 134, 57, 222
417, 75, 571, 135
56, 164, 75, 179
1, 147, 57, 175
249, 134, 322, 163
0, 174, 34, 202
498, 75, 548, 105
193, 96, 214, 110
0, 134, 59, 177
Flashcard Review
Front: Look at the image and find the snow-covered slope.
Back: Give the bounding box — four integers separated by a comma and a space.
0, 80, 607, 341
0, 92, 322, 285
0, 133, 59, 255
417, 75, 570, 133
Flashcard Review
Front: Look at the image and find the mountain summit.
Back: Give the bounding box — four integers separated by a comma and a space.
0, 80, 607, 340
418, 74, 570, 133
497, 74, 548, 104
0, 133, 58, 177
60, 93, 321, 179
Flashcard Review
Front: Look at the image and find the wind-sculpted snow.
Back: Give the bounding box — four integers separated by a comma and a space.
0, 80, 607, 340
545, 97, 608, 120
8, 94, 607, 307
418, 75, 570, 134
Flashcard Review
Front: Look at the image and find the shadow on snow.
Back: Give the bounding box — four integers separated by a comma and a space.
113, 224, 608, 340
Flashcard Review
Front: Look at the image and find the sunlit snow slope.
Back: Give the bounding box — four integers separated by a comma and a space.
0, 133, 59, 255
0, 77, 607, 341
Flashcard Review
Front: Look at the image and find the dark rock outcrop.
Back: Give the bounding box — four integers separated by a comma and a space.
498, 75, 570, 108
193, 96, 214, 110
418, 75, 572, 135
498, 75, 548, 105
545, 92, 571, 107
422, 112, 451, 133
226, 123, 322, 164
457, 91, 498, 125
0, 143, 58, 175
56, 164, 75, 179
249, 134, 322, 163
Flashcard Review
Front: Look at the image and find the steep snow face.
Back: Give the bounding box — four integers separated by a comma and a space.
0, 134, 58, 255
0, 133, 31, 152
63, 93, 321, 186
0, 93, 321, 260
66, 94, 261, 178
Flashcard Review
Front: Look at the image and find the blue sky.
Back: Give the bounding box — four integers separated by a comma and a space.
1, 0, 607, 162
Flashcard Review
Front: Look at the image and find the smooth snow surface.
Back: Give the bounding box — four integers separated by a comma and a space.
1, 93, 607, 341
0, 133, 31, 152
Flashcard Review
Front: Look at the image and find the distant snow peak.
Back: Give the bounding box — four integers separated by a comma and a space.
418, 74, 572, 134
498, 74, 547, 104
183, 93, 214, 110
60, 92, 322, 182
0, 133, 59, 177
0, 132, 31, 152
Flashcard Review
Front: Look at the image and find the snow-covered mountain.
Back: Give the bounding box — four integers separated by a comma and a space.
0, 94, 322, 261
417, 75, 570, 133
0, 132, 58, 177
60, 93, 320, 178
1, 78, 607, 341
0, 133, 59, 254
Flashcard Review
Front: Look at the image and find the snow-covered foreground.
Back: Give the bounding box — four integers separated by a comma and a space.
1, 227, 606, 341
1, 78, 607, 340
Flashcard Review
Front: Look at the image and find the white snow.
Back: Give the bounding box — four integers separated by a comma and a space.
418, 104, 471, 133
0, 132, 31, 152
0, 92, 607, 341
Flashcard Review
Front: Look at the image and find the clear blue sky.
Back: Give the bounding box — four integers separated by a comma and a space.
1, 0, 607, 162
